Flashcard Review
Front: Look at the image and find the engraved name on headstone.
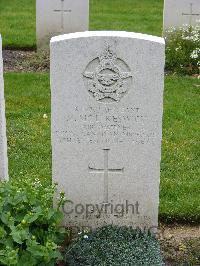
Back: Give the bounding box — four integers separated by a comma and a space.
0, 35, 8, 181
36, 0, 89, 49
51, 31, 165, 229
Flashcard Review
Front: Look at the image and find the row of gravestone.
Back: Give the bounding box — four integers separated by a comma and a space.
0, 0, 199, 230
36, 0, 200, 49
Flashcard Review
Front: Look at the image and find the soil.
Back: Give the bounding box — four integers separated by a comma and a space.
3, 49, 50, 72
159, 224, 200, 265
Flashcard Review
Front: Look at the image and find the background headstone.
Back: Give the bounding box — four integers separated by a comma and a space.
51, 31, 165, 229
0, 35, 8, 181
163, 0, 200, 32
36, 0, 89, 49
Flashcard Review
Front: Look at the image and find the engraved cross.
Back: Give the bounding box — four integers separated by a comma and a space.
54, 0, 72, 31
182, 3, 200, 25
88, 149, 124, 203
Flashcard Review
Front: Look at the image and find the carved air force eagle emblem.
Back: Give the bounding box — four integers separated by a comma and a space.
83, 46, 132, 102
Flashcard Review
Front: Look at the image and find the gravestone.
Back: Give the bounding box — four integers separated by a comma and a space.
51, 31, 165, 229
0, 35, 8, 181
163, 0, 200, 32
36, 0, 89, 49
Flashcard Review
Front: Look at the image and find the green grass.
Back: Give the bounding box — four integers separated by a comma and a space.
90, 0, 163, 36
0, 0, 36, 49
160, 76, 200, 222
0, 0, 163, 49
5, 73, 51, 182
4, 73, 200, 222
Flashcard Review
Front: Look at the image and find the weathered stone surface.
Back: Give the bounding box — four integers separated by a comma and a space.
0, 35, 8, 181
36, 0, 89, 49
163, 0, 200, 32
51, 31, 165, 230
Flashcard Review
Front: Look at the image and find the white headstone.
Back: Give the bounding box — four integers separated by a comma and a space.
36, 0, 89, 49
0, 35, 8, 181
163, 0, 200, 32
51, 31, 165, 230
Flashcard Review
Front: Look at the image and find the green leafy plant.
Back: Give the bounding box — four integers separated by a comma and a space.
0, 178, 67, 266
165, 25, 200, 75
65, 225, 164, 266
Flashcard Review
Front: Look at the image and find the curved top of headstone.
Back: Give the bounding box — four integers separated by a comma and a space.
51, 31, 165, 45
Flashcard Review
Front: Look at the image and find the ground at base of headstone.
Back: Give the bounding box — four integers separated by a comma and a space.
159, 224, 200, 265
56, 224, 200, 266
2, 49, 50, 72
